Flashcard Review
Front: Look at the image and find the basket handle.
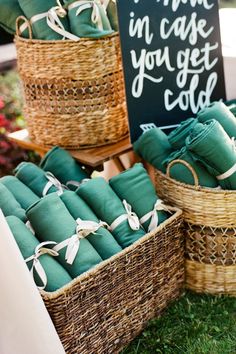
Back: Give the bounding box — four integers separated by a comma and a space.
16, 16, 33, 39
166, 159, 199, 187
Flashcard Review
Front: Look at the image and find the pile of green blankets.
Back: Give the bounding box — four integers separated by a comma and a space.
134, 101, 236, 190
1, 146, 171, 292
0, 0, 118, 40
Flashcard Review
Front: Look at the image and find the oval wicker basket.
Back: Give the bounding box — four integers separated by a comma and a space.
155, 160, 236, 295
14, 17, 129, 149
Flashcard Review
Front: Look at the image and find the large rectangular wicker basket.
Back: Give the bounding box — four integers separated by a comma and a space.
41, 208, 184, 354
14, 18, 128, 149
155, 166, 236, 296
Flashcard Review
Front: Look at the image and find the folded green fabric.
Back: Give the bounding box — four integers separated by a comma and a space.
76, 177, 146, 248
0, 183, 26, 221
163, 147, 219, 187
65, 0, 113, 38
0, 0, 29, 36
197, 102, 236, 139
0, 176, 39, 210
6, 216, 72, 292
14, 162, 64, 197
110, 163, 169, 232
106, 0, 118, 31
168, 118, 198, 150
18, 0, 70, 40
60, 191, 122, 259
40, 147, 89, 191
26, 193, 102, 278
186, 120, 236, 190
225, 100, 236, 117
133, 128, 173, 173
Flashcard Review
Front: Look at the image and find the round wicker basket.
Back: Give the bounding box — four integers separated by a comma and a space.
155, 160, 236, 295
14, 17, 129, 149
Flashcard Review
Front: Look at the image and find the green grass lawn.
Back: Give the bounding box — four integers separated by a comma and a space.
123, 291, 236, 354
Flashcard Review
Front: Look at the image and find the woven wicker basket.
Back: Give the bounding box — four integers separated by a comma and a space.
41, 208, 184, 353
14, 17, 128, 149
155, 160, 236, 295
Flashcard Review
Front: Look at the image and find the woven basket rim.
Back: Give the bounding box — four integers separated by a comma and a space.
41, 207, 182, 299
14, 31, 119, 45
156, 168, 236, 196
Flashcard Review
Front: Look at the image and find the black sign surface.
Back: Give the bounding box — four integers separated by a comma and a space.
117, 0, 226, 142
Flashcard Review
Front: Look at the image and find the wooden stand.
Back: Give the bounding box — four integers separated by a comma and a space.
8, 129, 133, 172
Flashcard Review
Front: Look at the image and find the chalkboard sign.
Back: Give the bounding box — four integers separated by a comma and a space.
117, 0, 226, 142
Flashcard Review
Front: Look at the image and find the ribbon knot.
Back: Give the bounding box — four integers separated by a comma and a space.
53, 218, 108, 265
109, 200, 140, 231
25, 241, 58, 290
122, 200, 140, 231
69, 0, 104, 31
140, 199, 171, 232
43, 171, 67, 197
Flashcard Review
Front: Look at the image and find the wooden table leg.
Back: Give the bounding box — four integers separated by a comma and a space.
113, 156, 126, 172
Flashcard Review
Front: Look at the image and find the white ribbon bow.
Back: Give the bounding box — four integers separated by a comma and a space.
66, 178, 90, 189
53, 218, 108, 265
25, 241, 58, 290
140, 199, 171, 232
69, 0, 104, 31
42, 172, 67, 197
29, 0, 80, 40
109, 200, 140, 231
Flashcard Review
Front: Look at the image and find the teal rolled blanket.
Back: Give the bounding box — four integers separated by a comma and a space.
60, 191, 122, 259
0, 183, 26, 221
168, 118, 198, 150
0, 0, 28, 36
15, 162, 66, 197
110, 163, 169, 232
186, 120, 236, 190
197, 102, 236, 139
133, 128, 173, 172
26, 193, 102, 278
40, 146, 89, 191
0, 176, 39, 210
77, 177, 146, 248
7, 216, 72, 292
64, 0, 113, 38
18, 0, 71, 40
163, 147, 219, 187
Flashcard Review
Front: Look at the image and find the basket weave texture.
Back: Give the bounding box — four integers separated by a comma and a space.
155, 165, 236, 295
14, 21, 128, 149
41, 209, 184, 354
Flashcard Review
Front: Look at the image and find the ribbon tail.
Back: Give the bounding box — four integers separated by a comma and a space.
65, 240, 80, 265
34, 260, 48, 290
148, 212, 159, 232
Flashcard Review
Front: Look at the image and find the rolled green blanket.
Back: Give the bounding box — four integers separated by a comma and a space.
6, 216, 72, 292
64, 0, 113, 38
110, 163, 169, 232
0, 183, 26, 221
225, 100, 236, 117
0, 176, 39, 210
168, 118, 198, 150
133, 128, 173, 173
186, 120, 236, 190
163, 147, 219, 187
0, 0, 28, 36
40, 146, 89, 191
60, 191, 122, 259
14, 162, 66, 197
76, 177, 146, 248
26, 193, 102, 278
18, 0, 71, 40
197, 102, 236, 139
